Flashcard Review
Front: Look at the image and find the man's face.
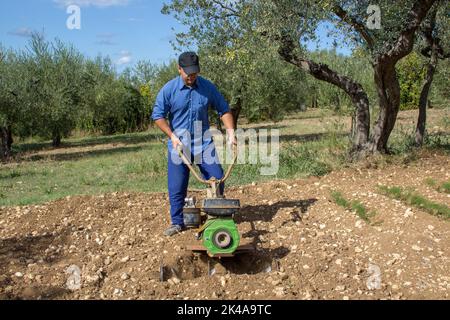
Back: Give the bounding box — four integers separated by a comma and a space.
178, 66, 198, 87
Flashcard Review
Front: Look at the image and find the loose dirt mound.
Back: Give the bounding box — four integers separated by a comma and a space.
0, 152, 449, 300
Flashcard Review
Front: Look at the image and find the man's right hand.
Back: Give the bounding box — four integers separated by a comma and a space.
171, 134, 182, 150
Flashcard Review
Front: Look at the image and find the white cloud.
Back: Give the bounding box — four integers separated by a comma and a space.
116, 50, 132, 65
114, 17, 144, 23
54, 0, 130, 8
96, 32, 116, 38
95, 33, 117, 46
95, 39, 117, 46
8, 27, 34, 38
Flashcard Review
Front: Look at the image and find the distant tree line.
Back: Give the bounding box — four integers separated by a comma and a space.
1, 1, 449, 161
163, 0, 449, 156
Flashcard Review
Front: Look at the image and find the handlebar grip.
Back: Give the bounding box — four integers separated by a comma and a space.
175, 143, 238, 185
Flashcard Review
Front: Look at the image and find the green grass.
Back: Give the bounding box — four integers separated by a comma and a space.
330, 191, 377, 223
1, 122, 349, 207
1, 108, 448, 208
378, 185, 450, 220
425, 178, 450, 194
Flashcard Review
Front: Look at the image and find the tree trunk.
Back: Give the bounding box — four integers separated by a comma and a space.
415, 47, 438, 146
231, 96, 242, 129
333, 0, 437, 156
7, 125, 13, 151
1, 126, 12, 160
312, 95, 318, 109
278, 39, 370, 151
334, 93, 341, 111
367, 62, 401, 153
52, 131, 62, 148
415, 4, 441, 146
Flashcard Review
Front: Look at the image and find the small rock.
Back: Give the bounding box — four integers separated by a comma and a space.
121, 256, 130, 263
271, 279, 282, 286
220, 276, 227, 287
86, 275, 100, 284
403, 282, 412, 287
273, 287, 285, 297
335, 285, 346, 291
121, 273, 130, 281
404, 208, 413, 217
14, 272, 23, 278
168, 277, 180, 285
113, 288, 123, 296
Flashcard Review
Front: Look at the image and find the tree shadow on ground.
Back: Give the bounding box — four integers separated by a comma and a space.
242, 124, 287, 131
13, 131, 164, 155
217, 245, 291, 275
237, 198, 318, 225
169, 199, 318, 279
0, 228, 73, 300
214, 199, 318, 276
20, 145, 145, 162
280, 132, 349, 143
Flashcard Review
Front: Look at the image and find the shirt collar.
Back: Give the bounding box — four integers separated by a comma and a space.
178, 76, 200, 91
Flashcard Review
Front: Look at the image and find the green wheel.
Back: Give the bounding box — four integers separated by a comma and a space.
212, 229, 232, 249
203, 219, 240, 256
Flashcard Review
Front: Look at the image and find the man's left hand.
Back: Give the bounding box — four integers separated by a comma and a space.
226, 129, 237, 148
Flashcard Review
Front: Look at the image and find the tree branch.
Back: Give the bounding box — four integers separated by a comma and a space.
210, 0, 239, 16
384, 0, 437, 63
333, 5, 374, 49
419, 4, 449, 60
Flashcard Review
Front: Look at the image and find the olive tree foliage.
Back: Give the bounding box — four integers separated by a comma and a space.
199, 40, 308, 127
25, 34, 87, 147
413, 0, 449, 146
128, 59, 179, 122
396, 52, 427, 111
162, 0, 438, 156
0, 46, 37, 159
162, 1, 308, 128
306, 49, 377, 111
79, 56, 153, 135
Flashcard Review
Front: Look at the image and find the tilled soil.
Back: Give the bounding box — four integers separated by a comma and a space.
0, 151, 449, 300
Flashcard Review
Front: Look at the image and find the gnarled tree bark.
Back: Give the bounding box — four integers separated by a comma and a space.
278, 36, 370, 153
1, 125, 13, 160
365, 0, 437, 153
415, 5, 448, 146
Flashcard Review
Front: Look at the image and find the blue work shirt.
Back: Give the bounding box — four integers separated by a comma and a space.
151, 76, 230, 155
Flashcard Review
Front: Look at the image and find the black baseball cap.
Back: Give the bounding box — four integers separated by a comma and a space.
178, 52, 200, 75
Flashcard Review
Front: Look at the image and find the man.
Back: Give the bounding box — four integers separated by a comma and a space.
152, 51, 236, 237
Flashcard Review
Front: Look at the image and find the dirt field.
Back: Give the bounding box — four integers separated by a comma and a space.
0, 149, 449, 300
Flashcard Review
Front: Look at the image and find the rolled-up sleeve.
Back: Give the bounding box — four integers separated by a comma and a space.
151, 88, 170, 121
210, 84, 230, 117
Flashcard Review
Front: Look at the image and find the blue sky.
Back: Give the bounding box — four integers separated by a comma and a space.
0, 0, 350, 71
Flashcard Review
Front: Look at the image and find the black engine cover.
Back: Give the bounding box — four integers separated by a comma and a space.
201, 198, 240, 216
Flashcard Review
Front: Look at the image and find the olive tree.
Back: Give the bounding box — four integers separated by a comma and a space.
163, 0, 438, 156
